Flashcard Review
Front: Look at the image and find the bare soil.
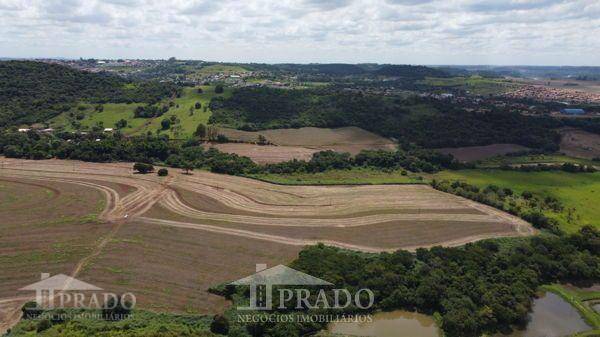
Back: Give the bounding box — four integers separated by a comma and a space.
560, 128, 600, 159
0, 158, 534, 323
218, 126, 397, 158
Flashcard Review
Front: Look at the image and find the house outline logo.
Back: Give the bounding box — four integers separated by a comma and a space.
230, 264, 333, 310
19, 273, 103, 308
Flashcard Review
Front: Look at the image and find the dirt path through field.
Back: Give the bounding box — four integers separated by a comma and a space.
0, 158, 536, 332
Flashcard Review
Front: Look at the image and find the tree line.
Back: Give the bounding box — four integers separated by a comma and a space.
0, 129, 466, 177
209, 87, 561, 150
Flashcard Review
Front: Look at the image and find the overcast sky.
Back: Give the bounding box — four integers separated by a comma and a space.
0, 0, 598, 65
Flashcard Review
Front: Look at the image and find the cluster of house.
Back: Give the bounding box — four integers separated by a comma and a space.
18, 127, 115, 133
502, 85, 600, 105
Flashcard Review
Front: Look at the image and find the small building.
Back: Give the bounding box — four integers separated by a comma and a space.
561, 108, 585, 115
103, 128, 114, 132
18, 128, 31, 132
40, 128, 54, 133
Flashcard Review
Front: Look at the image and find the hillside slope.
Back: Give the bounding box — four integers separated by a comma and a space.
0, 61, 178, 126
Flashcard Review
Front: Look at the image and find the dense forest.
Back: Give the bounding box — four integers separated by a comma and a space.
209, 87, 561, 150
0, 61, 180, 126
284, 227, 600, 337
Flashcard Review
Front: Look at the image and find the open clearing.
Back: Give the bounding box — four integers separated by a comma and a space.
0, 158, 533, 329
560, 128, 600, 159
217, 126, 397, 161
435, 144, 530, 162
206, 142, 318, 164
49, 86, 231, 139
433, 169, 600, 233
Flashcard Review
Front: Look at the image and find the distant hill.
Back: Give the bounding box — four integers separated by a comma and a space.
373, 64, 449, 78
274, 63, 367, 76
0, 61, 179, 126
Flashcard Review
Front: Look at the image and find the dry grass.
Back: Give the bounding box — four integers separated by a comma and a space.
219, 126, 397, 156
560, 128, 600, 160
206, 143, 318, 164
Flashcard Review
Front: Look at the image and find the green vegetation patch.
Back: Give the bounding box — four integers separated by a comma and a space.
418, 76, 519, 95
432, 169, 600, 232
141, 86, 231, 138
6, 309, 216, 337
479, 154, 599, 168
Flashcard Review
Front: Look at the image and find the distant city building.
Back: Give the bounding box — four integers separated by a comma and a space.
560, 108, 585, 115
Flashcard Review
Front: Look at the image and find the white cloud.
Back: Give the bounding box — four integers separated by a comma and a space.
0, 0, 597, 65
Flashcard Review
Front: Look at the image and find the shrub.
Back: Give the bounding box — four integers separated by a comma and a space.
161, 118, 171, 130
133, 162, 154, 174
22, 301, 42, 319
210, 314, 230, 335
157, 168, 168, 176
36, 318, 52, 332
216, 134, 229, 143
102, 295, 132, 321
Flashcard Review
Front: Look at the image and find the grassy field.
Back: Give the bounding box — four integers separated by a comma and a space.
249, 168, 424, 185
251, 166, 600, 232
419, 76, 519, 95
50, 103, 146, 134
432, 170, 600, 232
478, 154, 599, 168
50, 86, 231, 138
138, 86, 231, 138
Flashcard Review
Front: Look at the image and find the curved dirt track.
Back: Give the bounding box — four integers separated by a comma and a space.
0, 158, 535, 332
0, 158, 534, 253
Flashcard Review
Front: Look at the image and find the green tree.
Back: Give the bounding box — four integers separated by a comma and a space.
133, 162, 154, 174
115, 119, 127, 129
194, 123, 207, 139
182, 161, 194, 175
215, 84, 224, 94
195, 101, 202, 109
161, 118, 171, 130
210, 314, 229, 335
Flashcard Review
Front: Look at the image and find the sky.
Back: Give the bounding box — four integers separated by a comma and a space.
0, 0, 599, 65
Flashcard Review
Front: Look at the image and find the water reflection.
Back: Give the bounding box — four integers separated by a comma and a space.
327, 310, 440, 337
500, 292, 591, 337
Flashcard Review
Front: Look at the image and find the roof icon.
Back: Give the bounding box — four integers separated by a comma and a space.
230, 264, 332, 286
19, 273, 103, 292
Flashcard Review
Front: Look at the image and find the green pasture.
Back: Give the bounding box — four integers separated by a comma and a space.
432, 169, 600, 232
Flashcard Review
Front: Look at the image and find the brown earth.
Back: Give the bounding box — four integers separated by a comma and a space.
217, 126, 397, 161
0, 158, 534, 331
435, 144, 530, 162
559, 128, 600, 159
206, 143, 318, 164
